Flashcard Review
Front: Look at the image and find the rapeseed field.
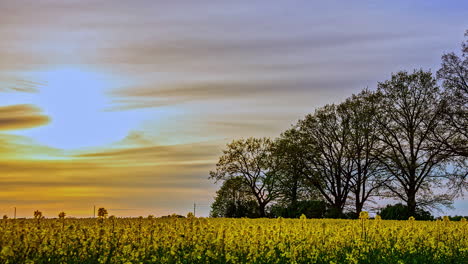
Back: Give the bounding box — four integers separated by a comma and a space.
0, 214, 466, 263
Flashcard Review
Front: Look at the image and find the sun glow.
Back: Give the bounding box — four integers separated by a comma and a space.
13, 67, 136, 150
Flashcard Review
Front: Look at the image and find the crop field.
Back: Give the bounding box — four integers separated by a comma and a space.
0, 215, 466, 264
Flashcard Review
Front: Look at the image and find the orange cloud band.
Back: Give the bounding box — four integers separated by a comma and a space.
0, 104, 49, 130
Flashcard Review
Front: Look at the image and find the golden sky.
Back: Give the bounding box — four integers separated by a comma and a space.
1, 0, 467, 217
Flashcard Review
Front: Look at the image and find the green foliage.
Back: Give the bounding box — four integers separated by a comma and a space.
210, 176, 259, 218
379, 203, 434, 220
209, 138, 280, 217
271, 129, 321, 206
447, 215, 468, 221
224, 200, 259, 218
269, 200, 328, 218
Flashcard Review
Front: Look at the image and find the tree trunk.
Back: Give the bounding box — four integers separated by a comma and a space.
258, 203, 266, 218
355, 201, 363, 218
290, 177, 299, 217
407, 191, 417, 217
328, 203, 344, 218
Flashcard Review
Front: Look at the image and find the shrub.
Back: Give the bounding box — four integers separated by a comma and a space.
379, 203, 434, 220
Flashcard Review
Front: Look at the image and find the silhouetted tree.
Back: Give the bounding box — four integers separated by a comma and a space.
338, 90, 388, 217
436, 31, 468, 193
98, 208, 108, 218
295, 104, 354, 217
278, 92, 386, 218
58, 212, 66, 219
270, 129, 320, 212
375, 70, 455, 216
210, 138, 280, 217
436, 30, 468, 158
210, 176, 259, 218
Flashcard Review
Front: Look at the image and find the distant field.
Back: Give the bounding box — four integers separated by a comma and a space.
0, 216, 466, 263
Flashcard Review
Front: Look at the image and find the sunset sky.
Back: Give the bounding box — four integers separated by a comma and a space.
1, 0, 467, 217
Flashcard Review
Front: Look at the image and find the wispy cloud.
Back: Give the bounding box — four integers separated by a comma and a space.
0, 78, 45, 93
0, 129, 220, 217
0, 104, 49, 130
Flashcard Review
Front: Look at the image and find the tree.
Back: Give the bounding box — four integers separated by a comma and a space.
338, 90, 388, 217
295, 104, 354, 217
58, 212, 66, 219
210, 177, 259, 218
436, 30, 468, 158
436, 30, 468, 193
274, 92, 386, 218
210, 138, 280, 217
98, 207, 108, 218
33, 210, 43, 219
270, 129, 320, 213
375, 70, 454, 216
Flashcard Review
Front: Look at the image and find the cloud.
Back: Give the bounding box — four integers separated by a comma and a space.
109, 80, 286, 110
117, 130, 154, 146
0, 134, 65, 160
0, 130, 220, 217
97, 31, 412, 68
109, 76, 368, 110
0, 104, 49, 130
0, 77, 45, 93
75, 140, 220, 165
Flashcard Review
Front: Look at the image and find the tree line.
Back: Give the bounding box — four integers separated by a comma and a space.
209, 31, 467, 219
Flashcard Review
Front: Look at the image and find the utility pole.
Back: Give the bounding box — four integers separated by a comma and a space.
93, 205, 96, 218
193, 203, 196, 217
14, 207, 16, 219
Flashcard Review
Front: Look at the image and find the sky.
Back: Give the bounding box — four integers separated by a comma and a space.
0, 0, 467, 218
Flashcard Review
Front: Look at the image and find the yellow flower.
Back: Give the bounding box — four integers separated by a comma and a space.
359, 211, 369, 220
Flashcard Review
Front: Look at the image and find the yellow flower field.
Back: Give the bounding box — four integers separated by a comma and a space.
0, 215, 466, 263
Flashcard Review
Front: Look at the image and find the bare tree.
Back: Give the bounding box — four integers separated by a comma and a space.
375, 70, 454, 215
436, 30, 468, 158
338, 90, 388, 216
295, 104, 354, 217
